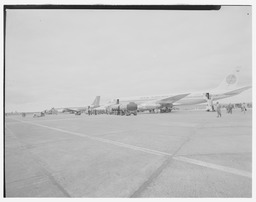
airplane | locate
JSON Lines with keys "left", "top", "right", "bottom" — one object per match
{"left": 94, "top": 93, "right": 190, "bottom": 115}
{"left": 33, "top": 112, "right": 45, "bottom": 118}
{"left": 63, "top": 96, "right": 100, "bottom": 115}
{"left": 173, "top": 68, "right": 251, "bottom": 111}
{"left": 94, "top": 67, "right": 251, "bottom": 115}
{"left": 44, "top": 107, "right": 58, "bottom": 115}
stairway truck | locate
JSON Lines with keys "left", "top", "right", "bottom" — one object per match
{"left": 203, "top": 93, "right": 215, "bottom": 112}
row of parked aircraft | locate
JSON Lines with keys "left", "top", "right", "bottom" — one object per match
{"left": 62, "top": 68, "right": 251, "bottom": 116}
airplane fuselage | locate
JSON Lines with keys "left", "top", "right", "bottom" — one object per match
{"left": 112, "top": 95, "right": 171, "bottom": 105}
{"left": 111, "top": 86, "right": 250, "bottom": 107}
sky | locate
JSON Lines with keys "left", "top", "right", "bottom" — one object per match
{"left": 5, "top": 6, "right": 252, "bottom": 112}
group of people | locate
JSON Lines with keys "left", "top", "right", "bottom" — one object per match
{"left": 215, "top": 102, "right": 247, "bottom": 118}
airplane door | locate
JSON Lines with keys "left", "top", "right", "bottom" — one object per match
{"left": 205, "top": 93, "right": 210, "bottom": 100}
{"left": 204, "top": 93, "right": 214, "bottom": 111}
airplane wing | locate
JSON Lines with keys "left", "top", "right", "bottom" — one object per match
{"left": 94, "top": 106, "right": 107, "bottom": 111}
{"left": 63, "top": 107, "right": 86, "bottom": 113}
{"left": 221, "top": 86, "right": 251, "bottom": 96}
{"left": 137, "top": 93, "right": 190, "bottom": 111}
{"left": 212, "top": 86, "right": 252, "bottom": 101}
{"left": 154, "top": 93, "right": 190, "bottom": 104}
{"left": 63, "top": 108, "right": 77, "bottom": 112}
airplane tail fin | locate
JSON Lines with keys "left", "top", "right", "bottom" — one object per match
{"left": 214, "top": 67, "right": 240, "bottom": 91}
{"left": 92, "top": 96, "right": 100, "bottom": 106}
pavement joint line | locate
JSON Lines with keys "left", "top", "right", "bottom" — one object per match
{"left": 131, "top": 134, "right": 192, "bottom": 197}
{"left": 12, "top": 118, "right": 170, "bottom": 156}
{"left": 8, "top": 118, "right": 252, "bottom": 179}
{"left": 157, "top": 123, "right": 197, "bottom": 127}
{"left": 130, "top": 156, "right": 173, "bottom": 198}
{"left": 173, "top": 156, "right": 252, "bottom": 179}
{"left": 5, "top": 126, "right": 72, "bottom": 197}
{"left": 180, "top": 152, "right": 252, "bottom": 157}
{"left": 5, "top": 117, "right": 86, "bottom": 123}
{"left": 6, "top": 173, "right": 50, "bottom": 185}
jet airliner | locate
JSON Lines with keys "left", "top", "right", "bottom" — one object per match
{"left": 94, "top": 68, "right": 251, "bottom": 115}
{"left": 63, "top": 96, "right": 100, "bottom": 115}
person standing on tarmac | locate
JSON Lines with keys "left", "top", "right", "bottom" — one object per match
{"left": 88, "top": 106, "right": 91, "bottom": 115}
{"left": 216, "top": 102, "right": 222, "bottom": 118}
{"left": 229, "top": 103, "right": 233, "bottom": 114}
{"left": 226, "top": 103, "right": 233, "bottom": 114}
{"left": 241, "top": 102, "right": 247, "bottom": 114}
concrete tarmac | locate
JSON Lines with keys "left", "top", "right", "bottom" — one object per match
{"left": 4, "top": 109, "right": 252, "bottom": 197}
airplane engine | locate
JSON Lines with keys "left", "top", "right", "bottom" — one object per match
{"left": 128, "top": 102, "right": 138, "bottom": 111}
{"left": 111, "top": 102, "right": 138, "bottom": 111}
{"left": 120, "top": 102, "right": 138, "bottom": 111}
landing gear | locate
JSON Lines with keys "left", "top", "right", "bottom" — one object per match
{"left": 75, "top": 112, "right": 81, "bottom": 115}
{"left": 160, "top": 108, "right": 172, "bottom": 113}
{"left": 125, "top": 111, "right": 137, "bottom": 116}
